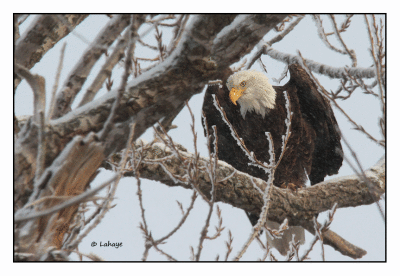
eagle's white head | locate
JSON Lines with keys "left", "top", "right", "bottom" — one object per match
{"left": 226, "top": 70, "right": 276, "bottom": 119}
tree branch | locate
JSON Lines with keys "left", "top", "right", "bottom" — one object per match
{"left": 14, "top": 15, "right": 88, "bottom": 89}
{"left": 16, "top": 14, "right": 288, "bottom": 197}
{"left": 262, "top": 45, "right": 376, "bottom": 79}
{"left": 104, "top": 140, "right": 385, "bottom": 259}
{"left": 52, "top": 15, "right": 139, "bottom": 119}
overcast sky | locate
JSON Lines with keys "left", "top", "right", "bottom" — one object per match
{"left": 15, "top": 14, "right": 386, "bottom": 262}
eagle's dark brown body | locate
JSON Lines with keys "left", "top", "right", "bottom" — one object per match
{"left": 202, "top": 64, "right": 343, "bottom": 223}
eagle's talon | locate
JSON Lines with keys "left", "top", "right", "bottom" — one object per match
{"left": 281, "top": 182, "right": 298, "bottom": 192}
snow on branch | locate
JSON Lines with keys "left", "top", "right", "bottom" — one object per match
{"left": 312, "top": 15, "right": 347, "bottom": 56}
{"left": 262, "top": 45, "right": 376, "bottom": 79}
{"left": 211, "top": 14, "right": 288, "bottom": 69}
{"left": 52, "top": 15, "right": 142, "bottom": 119}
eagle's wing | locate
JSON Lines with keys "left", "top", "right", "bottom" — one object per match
{"left": 286, "top": 64, "right": 343, "bottom": 185}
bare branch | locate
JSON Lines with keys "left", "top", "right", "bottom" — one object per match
{"left": 312, "top": 15, "right": 347, "bottom": 55}
{"left": 48, "top": 43, "right": 67, "bottom": 121}
{"left": 364, "top": 15, "right": 386, "bottom": 139}
{"left": 34, "top": 112, "right": 46, "bottom": 182}
{"left": 52, "top": 15, "right": 141, "bottom": 119}
{"left": 14, "top": 16, "right": 285, "bottom": 197}
{"left": 155, "top": 191, "right": 198, "bottom": 244}
{"left": 212, "top": 14, "right": 287, "bottom": 69}
{"left": 78, "top": 28, "right": 131, "bottom": 107}
{"left": 106, "top": 138, "right": 384, "bottom": 259}
{"left": 247, "top": 15, "right": 304, "bottom": 69}
{"left": 15, "top": 15, "right": 87, "bottom": 71}
{"left": 100, "top": 15, "right": 141, "bottom": 141}
{"left": 14, "top": 175, "right": 117, "bottom": 223}
{"left": 329, "top": 15, "right": 357, "bottom": 66}
{"left": 297, "top": 51, "right": 383, "bottom": 147}
{"left": 262, "top": 45, "right": 376, "bottom": 79}
{"left": 15, "top": 64, "right": 46, "bottom": 123}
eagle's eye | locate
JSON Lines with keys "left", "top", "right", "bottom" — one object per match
{"left": 240, "top": 81, "right": 246, "bottom": 87}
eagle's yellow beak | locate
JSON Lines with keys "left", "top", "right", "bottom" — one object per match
{"left": 229, "top": 87, "right": 245, "bottom": 105}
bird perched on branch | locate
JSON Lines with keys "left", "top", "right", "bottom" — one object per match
{"left": 202, "top": 64, "right": 343, "bottom": 255}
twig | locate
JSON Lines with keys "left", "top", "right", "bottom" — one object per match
{"left": 48, "top": 43, "right": 66, "bottom": 121}
{"left": 34, "top": 111, "right": 46, "bottom": 182}
{"left": 329, "top": 15, "right": 357, "bottom": 67}
{"left": 313, "top": 217, "right": 325, "bottom": 261}
{"left": 297, "top": 51, "right": 383, "bottom": 147}
{"left": 14, "top": 176, "right": 117, "bottom": 222}
{"left": 211, "top": 90, "right": 293, "bottom": 260}
{"left": 206, "top": 205, "right": 225, "bottom": 240}
{"left": 224, "top": 230, "right": 234, "bottom": 261}
{"left": 247, "top": 15, "right": 304, "bottom": 69}
{"left": 192, "top": 102, "right": 217, "bottom": 261}
{"left": 338, "top": 128, "right": 385, "bottom": 221}
{"left": 167, "top": 15, "right": 190, "bottom": 55}
{"left": 67, "top": 121, "right": 137, "bottom": 251}
{"left": 312, "top": 15, "right": 347, "bottom": 55}
{"left": 138, "top": 37, "right": 158, "bottom": 50}
{"left": 154, "top": 24, "right": 165, "bottom": 62}
{"left": 212, "top": 95, "right": 273, "bottom": 173}
{"left": 100, "top": 16, "right": 138, "bottom": 141}
{"left": 275, "top": 91, "right": 292, "bottom": 169}
{"left": 364, "top": 15, "right": 385, "bottom": 140}
{"left": 300, "top": 203, "right": 337, "bottom": 261}
{"left": 154, "top": 191, "right": 198, "bottom": 244}
{"left": 272, "top": 65, "right": 289, "bottom": 84}
{"left": 268, "top": 15, "right": 304, "bottom": 46}
{"left": 78, "top": 29, "right": 131, "bottom": 107}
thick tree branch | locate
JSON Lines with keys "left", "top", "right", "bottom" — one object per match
{"left": 104, "top": 140, "right": 384, "bottom": 259}
{"left": 14, "top": 15, "right": 385, "bottom": 261}
{"left": 15, "top": 133, "right": 105, "bottom": 259}
{"left": 15, "top": 64, "right": 46, "bottom": 123}
{"left": 14, "top": 14, "right": 88, "bottom": 89}
{"left": 52, "top": 15, "right": 140, "bottom": 119}
{"left": 15, "top": 15, "right": 288, "bottom": 201}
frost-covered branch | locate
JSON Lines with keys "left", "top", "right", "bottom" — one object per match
{"left": 262, "top": 45, "right": 376, "bottom": 79}
{"left": 364, "top": 15, "right": 386, "bottom": 140}
{"left": 212, "top": 14, "right": 287, "bottom": 69}
{"left": 231, "top": 90, "right": 292, "bottom": 261}
{"left": 247, "top": 15, "right": 304, "bottom": 69}
{"left": 212, "top": 94, "right": 273, "bottom": 173}
{"left": 106, "top": 139, "right": 384, "bottom": 259}
{"left": 312, "top": 15, "right": 347, "bottom": 55}
{"left": 329, "top": 15, "right": 357, "bottom": 67}
{"left": 296, "top": 51, "right": 384, "bottom": 148}
{"left": 15, "top": 15, "right": 289, "bottom": 209}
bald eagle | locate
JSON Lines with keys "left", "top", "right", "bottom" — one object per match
{"left": 201, "top": 64, "right": 343, "bottom": 255}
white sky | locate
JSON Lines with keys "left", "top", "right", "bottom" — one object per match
{"left": 13, "top": 13, "right": 388, "bottom": 265}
